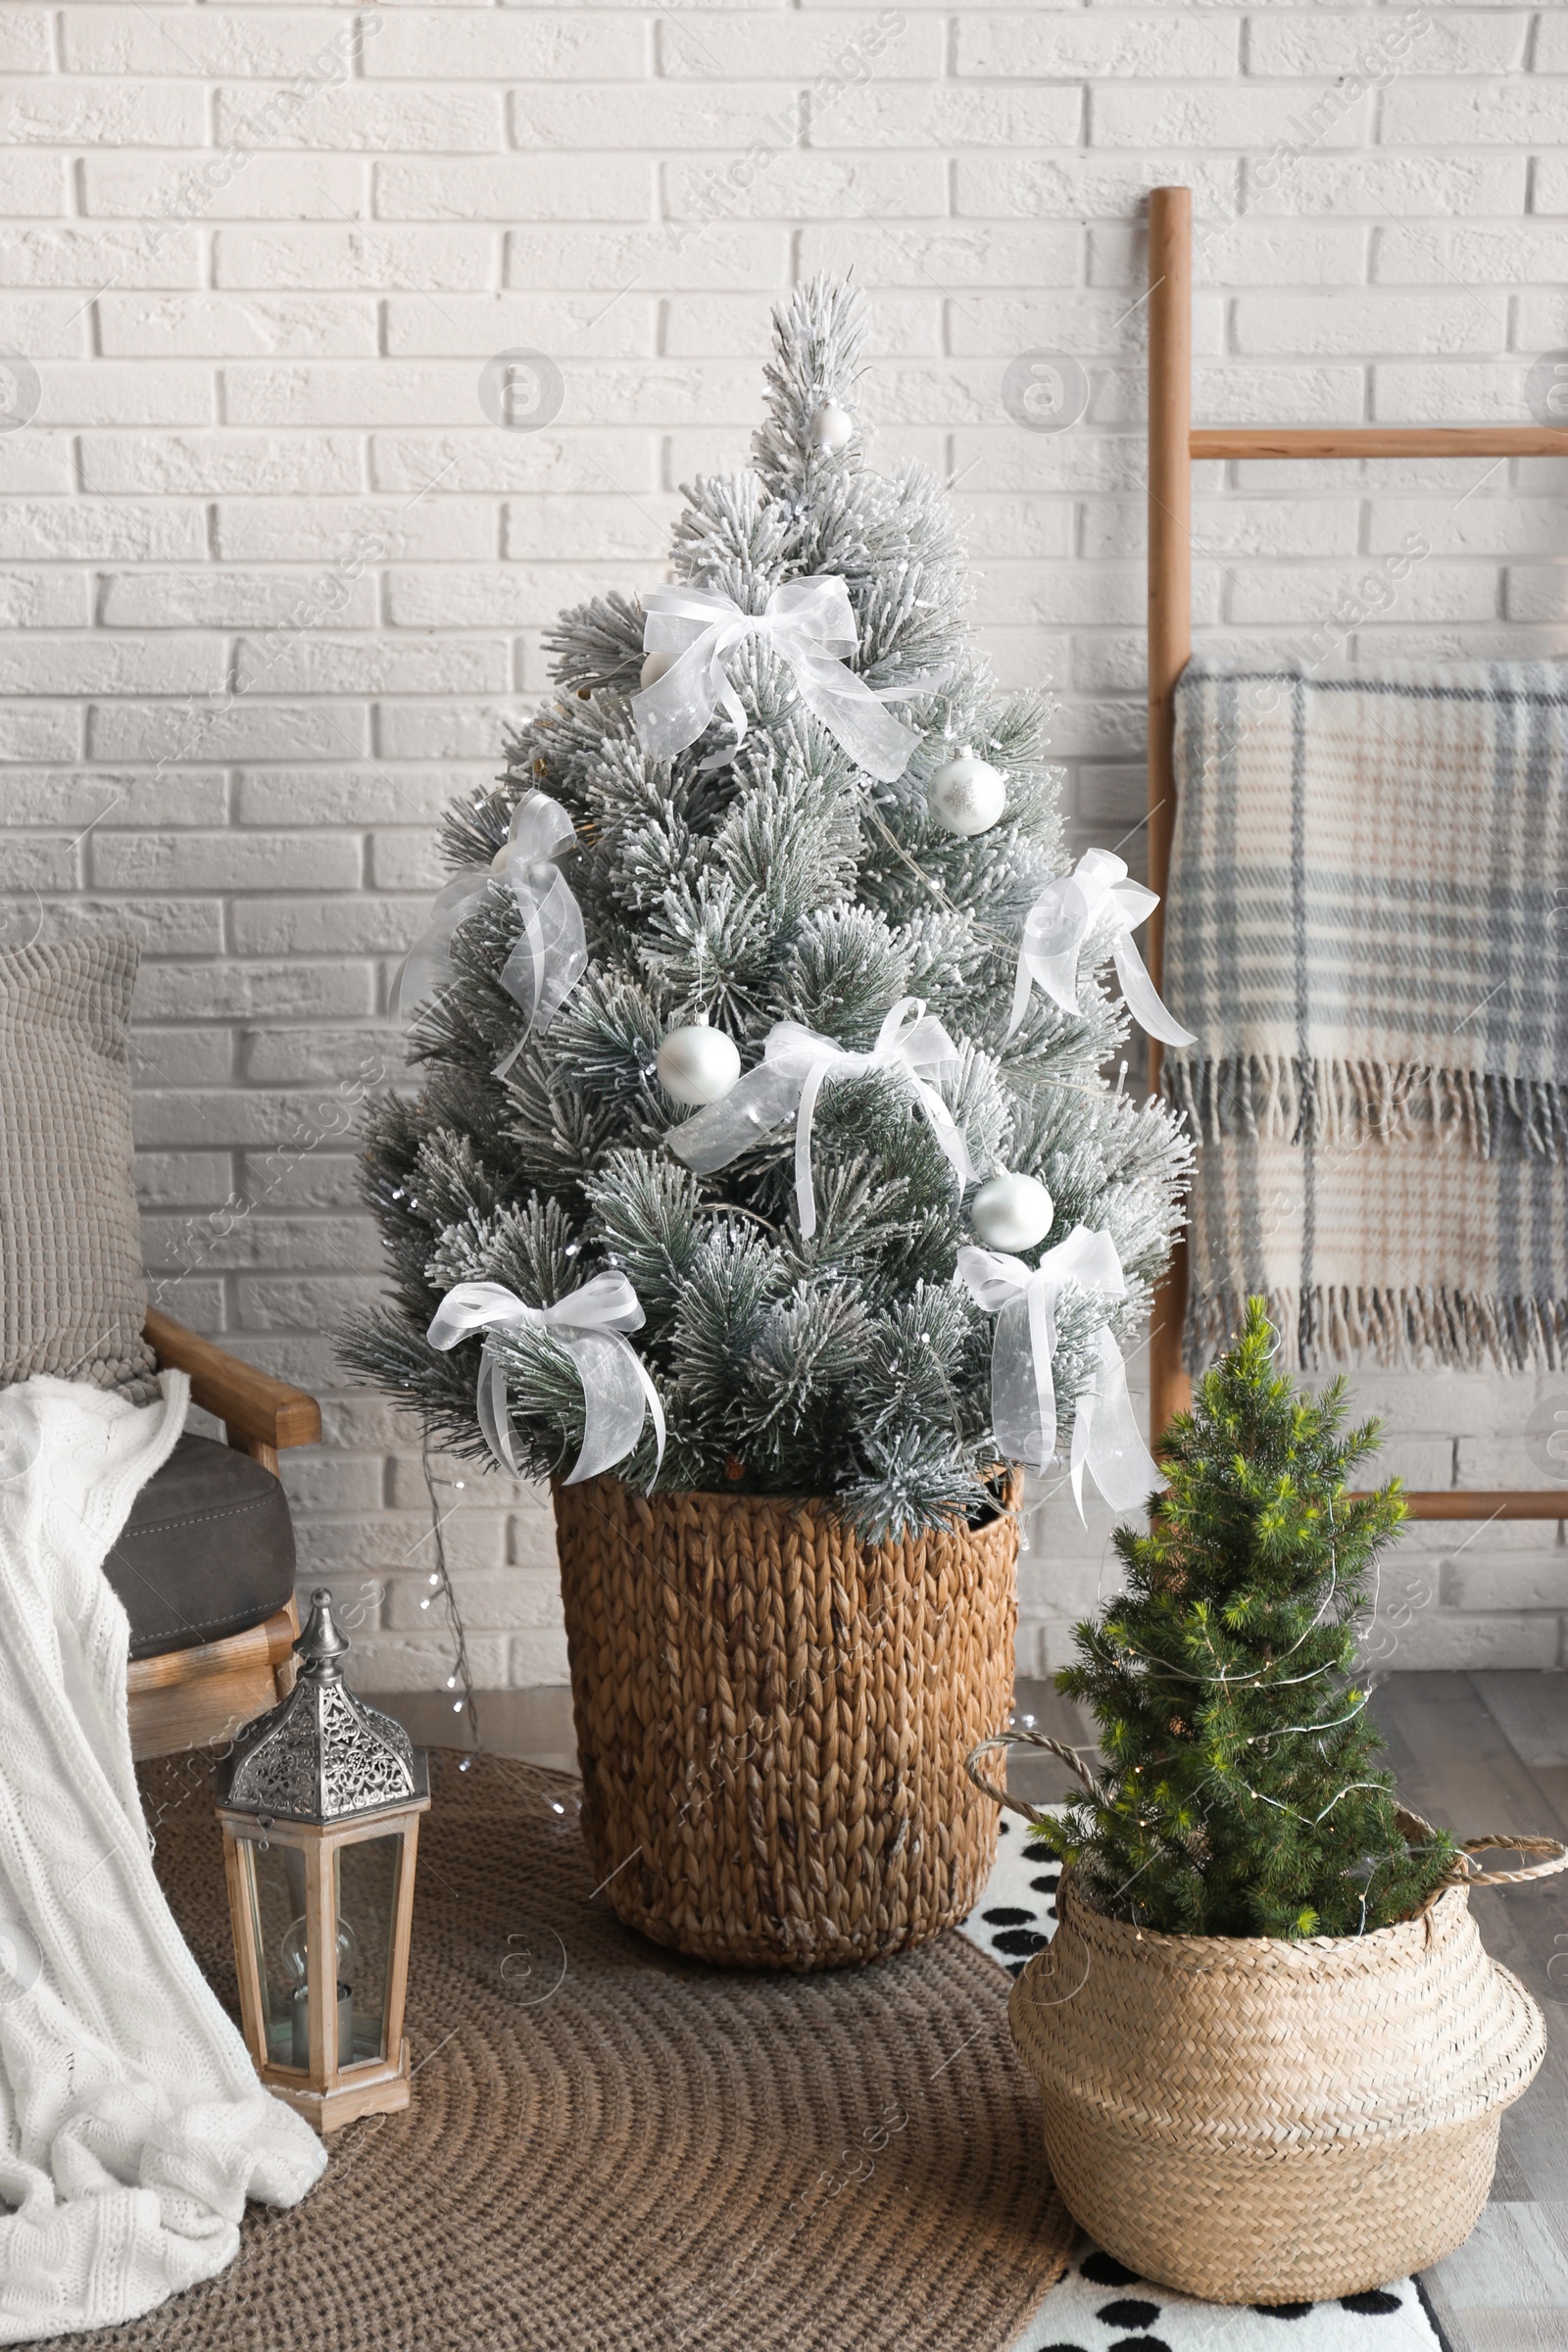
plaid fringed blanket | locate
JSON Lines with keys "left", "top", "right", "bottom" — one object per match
{"left": 1163, "top": 657, "right": 1568, "bottom": 1372}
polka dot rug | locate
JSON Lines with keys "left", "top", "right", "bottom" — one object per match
{"left": 957, "top": 1816, "right": 1446, "bottom": 2352}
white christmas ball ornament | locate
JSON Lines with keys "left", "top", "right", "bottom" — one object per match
{"left": 641, "top": 648, "right": 674, "bottom": 689}
{"left": 809, "top": 401, "right": 855, "bottom": 453}
{"left": 970, "top": 1172, "right": 1054, "bottom": 1253}
{"left": 658, "top": 1017, "right": 741, "bottom": 1107}
{"left": 928, "top": 746, "right": 1006, "bottom": 838}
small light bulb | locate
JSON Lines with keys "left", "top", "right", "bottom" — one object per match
{"left": 459, "top": 1755, "right": 472, "bottom": 1771}
{"left": 428, "top": 1573, "right": 440, "bottom": 1587}
{"left": 446, "top": 1676, "right": 458, "bottom": 1690}
{"left": 453, "top": 1699, "right": 465, "bottom": 1713}
{"left": 551, "top": 1801, "right": 565, "bottom": 1816}
{"left": 419, "top": 1597, "right": 431, "bottom": 1610}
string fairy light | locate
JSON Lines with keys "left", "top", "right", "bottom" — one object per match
{"left": 1244, "top": 1691, "right": 1376, "bottom": 1745}
{"left": 419, "top": 1433, "right": 482, "bottom": 1766}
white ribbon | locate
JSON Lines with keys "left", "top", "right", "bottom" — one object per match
{"left": 426, "top": 1275, "right": 665, "bottom": 1488}
{"left": 957, "top": 1224, "right": 1161, "bottom": 1519}
{"left": 668, "top": 996, "right": 978, "bottom": 1242}
{"left": 1005, "top": 847, "right": 1195, "bottom": 1048}
{"left": 632, "top": 576, "right": 942, "bottom": 784}
{"left": 394, "top": 792, "right": 588, "bottom": 1077}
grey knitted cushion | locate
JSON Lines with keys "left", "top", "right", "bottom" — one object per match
{"left": 0, "top": 931, "right": 157, "bottom": 1394}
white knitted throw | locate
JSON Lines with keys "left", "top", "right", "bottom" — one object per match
{"left": 0, "top": 1374, "right": 325, "bottom": 2344}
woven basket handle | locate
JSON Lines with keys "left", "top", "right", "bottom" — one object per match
{"left": 1447, "top": 1833, "right": 1568, "bottom": 1887}
{"left": 966, "top": 1728, "right": 1107, "bottom": 1829}
{"left": 1396, "top": 1805, "right": 1568, "bottom": 1889}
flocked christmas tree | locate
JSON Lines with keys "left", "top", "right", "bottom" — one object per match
{"left": 1052, "top": 1300, "right": 1457, "bottom": 1937}
{"left": 345, "top": 278, "right": 1189, "bottom": 1539}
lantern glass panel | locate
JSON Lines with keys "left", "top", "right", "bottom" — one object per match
{"left": 335, "top": 1833, "right": 403, "bottom": 2067}
{"left": 243, "top": 1836, "right": 309, "bottom": 2073}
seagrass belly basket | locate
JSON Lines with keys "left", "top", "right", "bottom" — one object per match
{"left": 973, "top": 1735, "right": 1562, "bottom": 2303}
{"left": 552, "top": 1475, "right": 1019, "bottom": 1969}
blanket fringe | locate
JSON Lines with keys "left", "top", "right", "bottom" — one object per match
{"left": 1186, "top": 1281, "right": 1568, "bottom": 1377}
{"left": 1168, "top": 1054, "right": 1568, "bottom": 1161}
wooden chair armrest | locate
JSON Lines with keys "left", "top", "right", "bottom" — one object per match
{"left": 143, "top": 1307, "right": 321, "bottom": 1454}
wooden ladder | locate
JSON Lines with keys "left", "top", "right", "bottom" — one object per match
{"left": 1144, "top": 183, "right": 1568, "bottom": 1521}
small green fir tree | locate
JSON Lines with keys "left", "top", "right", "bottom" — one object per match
{"left": 1052, "top": 1300, "right": 1456, "bottom": 1938}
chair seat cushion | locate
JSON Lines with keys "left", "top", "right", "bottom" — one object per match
{"left": 106, "top": 1434, "right": 296, "bottom": 1661}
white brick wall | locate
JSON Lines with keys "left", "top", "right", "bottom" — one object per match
{"left": 2, "top": 1, "right": 1566, "bottom": 1688}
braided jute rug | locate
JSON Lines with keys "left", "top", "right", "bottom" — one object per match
{"left": 51, "top": 1748, "right": 1073, "bottom": 2352}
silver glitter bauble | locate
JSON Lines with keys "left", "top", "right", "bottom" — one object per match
{"left": 928, "top": 747, "right": 1006, "bottom": 837}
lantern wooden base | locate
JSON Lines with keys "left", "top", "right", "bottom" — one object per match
{"left": 261, "top": 2038, "right": 413, "bottom": 2134}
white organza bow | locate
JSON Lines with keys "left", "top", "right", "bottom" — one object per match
{"left": 1005, "top": 847, "right": 1195, "bottom": 1048}
{"left": 668, "top": 996, "right": 978, "bottom": 1242}
{"left": 957, "top": 1224, "right": 1161, "bottom": 1519}
{"left": 632, "top": 576, "right": 937, "bottom": 784}
{"left": 394, "top": 792, "right": 588, "bottom": 1078}
{"left": 427, "top": 1275, "right": 665, "bottom": 1488}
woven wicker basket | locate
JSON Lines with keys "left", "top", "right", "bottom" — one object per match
{"left": 552, "top": 1475, "right": 1019, "bottom": 1969}
{"left": 969, "top": 1732, "right": 1563, "bottom": 2303}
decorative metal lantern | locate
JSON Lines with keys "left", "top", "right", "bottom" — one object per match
{"left": 216, "top": 1588, "right": 429, "bottom": 2133}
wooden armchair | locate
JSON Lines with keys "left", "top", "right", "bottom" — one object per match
{"left": 124, "top": 1309, "right": 321, "bottom": 1761}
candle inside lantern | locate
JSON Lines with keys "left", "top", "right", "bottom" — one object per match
{"left": 279, "top": 1910, "right": 360, "bottom": 2071}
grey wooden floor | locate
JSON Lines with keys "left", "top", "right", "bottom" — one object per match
{"left": 373, "top": 1671, "right": 1568, "bottom": 2352}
